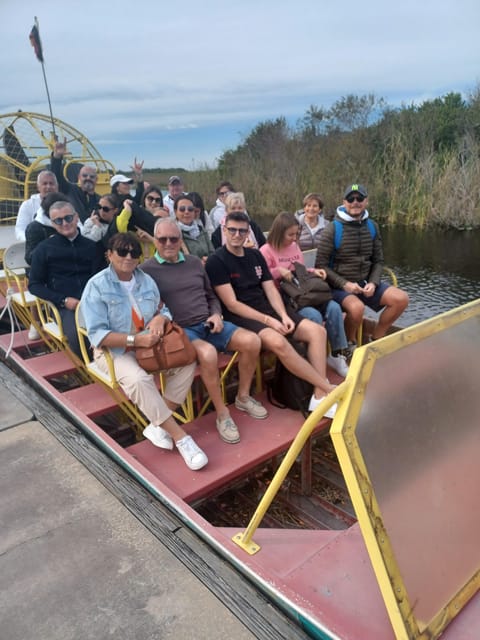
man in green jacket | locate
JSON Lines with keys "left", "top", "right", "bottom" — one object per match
{"left": 316, "top": 183, "right": 409, "bottom": 343}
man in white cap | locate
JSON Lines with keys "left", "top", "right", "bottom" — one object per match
{"left": 163, "top": 175, "right": 185, "bottom": 217}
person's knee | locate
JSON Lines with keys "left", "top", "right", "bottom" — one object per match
{"left": 231, "top": 329, "right": 261, "bottom": 356}
{"left": 299, "top": 306, "right": 323, "bottom": 324}
{"left": 263, "top": 331, "right": 288, "bottom": 357}
{"left": 297, "top": 318, "right": 326, "bottom": 342}
{"left": 195, "top": 340, "right": 217, "bottom": 366}
{"left": 343, "top": 298, "right": 364, "bottom": 322}
{"left": 382, "top": 287, "right": 409, "bottom": 311}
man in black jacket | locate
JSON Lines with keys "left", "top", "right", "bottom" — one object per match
{"left": 28, "top": 200, "right": 105, "bottom": 356}
{"left": 51, "top": 138, "right": 100, "bottom": 222}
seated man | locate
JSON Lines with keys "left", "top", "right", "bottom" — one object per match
{"left": 316, "top": 183, "right": 409, "bottom": 343}
{"left": 28, "top": 201, "right": 105, "bottom": 356}
{"left": 205, "top": 212, "right": 336, "bottom": 417}
{"left": 142, "top": 218, "right": 268, "bottom": 444}
{"left": 15, "top": 170, "right": 58, "bottom": 241}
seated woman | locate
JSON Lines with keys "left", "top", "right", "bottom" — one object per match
{"left": 134, "top": 186, "right": 172, "bottom": 256}
{"left": 174, "top": 194, "right": 215, "bottom": 264}
{"left": 211, "top": 192, "right": 265, "bottom": 249}
{"left": 260, "top": 212, "right": 349, "bottom": 377}
{"left": 142, "top": 186, "right": 169, "bottom": 218}
{"left": 295, "top": 192, "right": 327, "bottom": 251}
{"left": 81, "top": 232, "right": 208, "bottom": 471}
{"left": 81, "top": 193, "right": 119, "bottom": 243}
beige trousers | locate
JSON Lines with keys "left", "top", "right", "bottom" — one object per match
{"left": 94, "top": 349, "right": 195, "bottom": 426}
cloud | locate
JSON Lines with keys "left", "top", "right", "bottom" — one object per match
{"left": 1, "top": 0, "right": 479, "bottom": 168}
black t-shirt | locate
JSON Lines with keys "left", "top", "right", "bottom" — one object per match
{"left": 205, "top": 246, "right": 273, "bottom": 312}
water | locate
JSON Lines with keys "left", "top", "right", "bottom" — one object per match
{"left": 257, "top": 218, "right": 480, "bottom": 327}
{"left": 379, "top": 226, "right": 480, "bottom": 326}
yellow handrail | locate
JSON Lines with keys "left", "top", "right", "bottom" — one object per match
{"left": 232, "top": 381, "right": 349, "bottom": 554}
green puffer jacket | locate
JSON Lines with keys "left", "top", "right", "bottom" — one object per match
{"left": 315, "top": 210, "right": 384, "bottom": 289}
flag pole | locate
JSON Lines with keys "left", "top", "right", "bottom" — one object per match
{"left": 30, "top": 16, "right": 56, "bottom": 139}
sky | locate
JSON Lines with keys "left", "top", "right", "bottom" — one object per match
{"left": 1, "top": 0, "right": 479, "bottom": 171}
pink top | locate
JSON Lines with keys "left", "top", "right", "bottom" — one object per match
{"left": 260, "top": 241, "right": 306, "bottom": 284}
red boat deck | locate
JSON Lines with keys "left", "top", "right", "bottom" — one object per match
{"left": 1, "top": 328, "right": 479, "bottom": 640}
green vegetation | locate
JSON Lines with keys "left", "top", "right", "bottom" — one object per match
{"left": 142, "top": 88, "right": 480, "bottom": 229}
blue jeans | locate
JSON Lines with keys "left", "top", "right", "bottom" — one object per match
{"left": 298, "top": 301, "right": 348, "bottom": 353}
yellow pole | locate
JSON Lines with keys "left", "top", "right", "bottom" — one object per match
{"left": 232, "top": 382, "right": 348, "bottom": 554}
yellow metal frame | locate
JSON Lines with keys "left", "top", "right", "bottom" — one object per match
{"left": 196, "top": 351, "right": 239, "bottom": 418}
{"left": 0, "top": 111, "right": 115, "bottom": 211}
{"left": 233, "top": 299, "right": 480, "bottom": 640}
{"left": 75, "top": 302, "right": 194, "bottom": 435}
{"left": 329, "top": 299, "right": 480, "bottom": 640}
{"left": 2, "top": 242, "right": 57, "bottom": 349}
{"left": 75, "top": 302, "right": 149, "bottom": 439}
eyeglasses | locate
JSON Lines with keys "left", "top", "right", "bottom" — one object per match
{"left": 218, "top": 191, "right": 230, "bottom": 197}
{"left": 177, "top": 205, "right": 194, "bottom": 213}
{"left": 146, "top": 196, "right": 162, "bottom": 204}
{"left": 346, "top": 195, "right": 365, "bottom": 203}
{"left": 155, "top": 236, "right": 181, "bottom": 245}
{"left": 80, "top": 173, "right": 97, "bottom": 180}
{"left": 98, "top": 205, "right": 114, "bottom": 213}
{"left": 52, "top": 214, "right": 75, "bottom": 225}
{"left": 115, "top": 247, "right": 142, "bottom": 258}
{"left": 225, "top": 227, "right": 249, "bottom": 236}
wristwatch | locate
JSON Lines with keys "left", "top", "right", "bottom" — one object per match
{"left": 126, "top": 334, "right": 136, "bottom": 348}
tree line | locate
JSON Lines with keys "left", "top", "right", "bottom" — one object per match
{"left": 147, "top": 87, "right": 480, "bottom": 229}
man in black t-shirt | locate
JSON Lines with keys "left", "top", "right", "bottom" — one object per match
{"left": 205, "top": 212, "right": 337, "bottom": 417}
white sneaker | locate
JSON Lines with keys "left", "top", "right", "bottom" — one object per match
{"left": 327, "top": 353, "right": 349, "bottom": 377}
{"left": 308, "top": 395, "right": 337, "bottom": 419}
{"left": 28, "top": 324, "right": 40, "bottom": 340}
{"left": 176, "top": 435, "right": 208, "bottom": 470}
{"left": 143, "top": 424, "right": 174, "bottom": 450}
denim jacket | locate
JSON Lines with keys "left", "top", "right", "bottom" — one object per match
{"left": 81, "top": 264, "right": 171, "bottom": 355}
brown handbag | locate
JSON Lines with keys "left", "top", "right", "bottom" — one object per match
{"left": 135, "top": 321, "right": 197, "bottom": 372}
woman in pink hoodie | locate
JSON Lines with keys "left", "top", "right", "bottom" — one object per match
{"left": 260, "top": 212, "right": 349, "bottom": 378}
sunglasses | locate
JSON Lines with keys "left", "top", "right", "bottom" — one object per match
{"left": 80, "top": 173, "right": 97, "bottom": 180}
{"left": 146, "top": 196, "right": 162, "bottom": 204}
{"left": 98, "top": 205, "right": 115, "bottom": 213}
{"left": 346, "top": 195, "right": 365, "bottom": 203}
{"left": 225, "top": 227, "right": 249, "bottom": 236}
{"left": 155, "top": 236, "right": 181, "bottom": 245}
{"left": 52, "top": 214, "right": 75, "bottom": 225}
{"left": 115, "top": 247, "right": 142, "bottom": 258}
{"left": 218, "top": 191, "right": 230, "bottom": 197}
{"left": 177, "top": 205, "right": 194, "bottom": 213}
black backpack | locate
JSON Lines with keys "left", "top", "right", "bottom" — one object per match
{"left": 267, "top": 339, "right": 313, "bottom": 418}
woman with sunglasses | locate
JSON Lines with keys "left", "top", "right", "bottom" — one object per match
{"left": 174, "top": 194, "right": 214, "bottom": 264}
{"left": 142, "top": 186, "right": 169, "bottom": 217}
{"left": 82, "top": 194, "right": 120, "bottom": 242}
{"left": 295, "top": 193, "right": 327, "bottom": 251}
{"left": 315, "top": 183, "right": 409, "bottom": 343}
{"left": 81, "top": 232, "right": 208, "bottom": 471}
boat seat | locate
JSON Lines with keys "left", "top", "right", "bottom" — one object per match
{"left": 2, "top": 242, "right": 57, "bottom": 350}
{"left": 75, "top": 301, "right": 194, "bottom": 438}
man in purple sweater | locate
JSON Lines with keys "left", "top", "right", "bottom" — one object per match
{"left": 142, "top": 218, "right": 268, "bottom": 444}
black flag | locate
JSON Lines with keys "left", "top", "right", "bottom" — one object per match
{"left": 29, "top": 19, "right": 44, "bottom": 63}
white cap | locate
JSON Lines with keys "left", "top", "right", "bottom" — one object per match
{"left": 109, "top": 174, "right": 133, "bottom": 187}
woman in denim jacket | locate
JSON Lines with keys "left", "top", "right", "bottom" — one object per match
{"left": 81, "top": 232, "right": 207, "bottom": 471}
